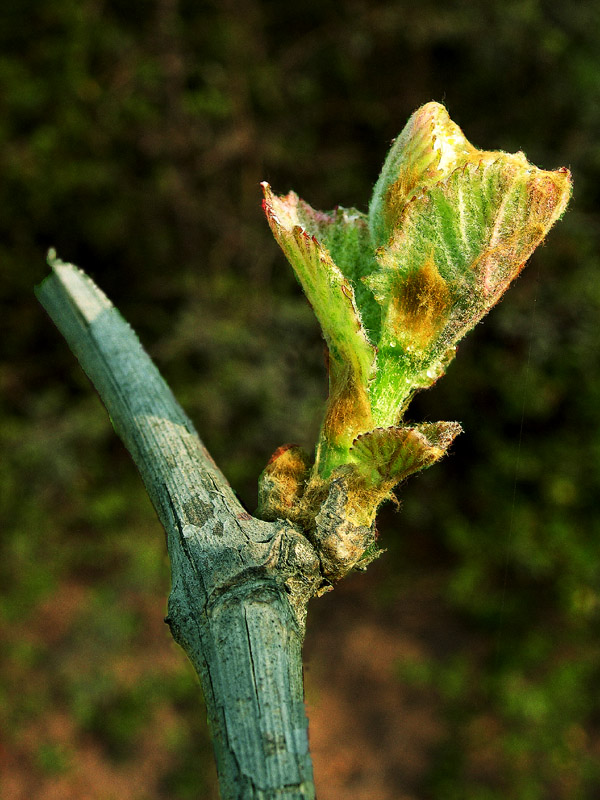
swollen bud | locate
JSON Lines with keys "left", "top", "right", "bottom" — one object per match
{"left": 257, "top": 444, "right": 310, "bottom": 523}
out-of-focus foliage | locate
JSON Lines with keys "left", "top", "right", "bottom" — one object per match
{"left": 1, "top": 0, "right": 600, "bottom": 798}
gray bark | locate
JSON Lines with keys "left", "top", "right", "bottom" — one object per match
{"left": 36, "top": 256, "right": 321, "bottom": 799}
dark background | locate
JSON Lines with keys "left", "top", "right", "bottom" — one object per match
{"left": 2, "top": 1, "right": 600, "bottom": 798}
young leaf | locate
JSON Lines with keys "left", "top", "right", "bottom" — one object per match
{"left": 369, "top": 102, "right": 476, "bottom": 249}
{"left": 261, "top": 182, "right": 375, "bottom": 382}
{"left": 350, "top": 421, "right": 462, "bottom": 487}
{"left": 367, "top": 152, "right": 572, "bottom": 424}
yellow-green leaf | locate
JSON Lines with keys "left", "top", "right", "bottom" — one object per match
{"left": 369, "top": 102, "right": 475, "bottom": 248}
{"left": 262, "top": 182, "right": 375, "bottom": 382}
{"left": 350, "top": 421, "right": 462, "bottom": 487}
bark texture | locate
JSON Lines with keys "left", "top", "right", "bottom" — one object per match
{"left": 36, "top": 257, "right": 320, "bottom": 799}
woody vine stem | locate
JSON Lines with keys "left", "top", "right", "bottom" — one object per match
{"left": 37, "top": 103, "right": 570, "bottom": 799}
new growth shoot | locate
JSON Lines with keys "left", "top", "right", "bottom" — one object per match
{"left": 258, "top": 102, "right": 571, "bottom": 580}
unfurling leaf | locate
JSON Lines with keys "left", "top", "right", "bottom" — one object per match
{"left": 351, "top": 421, "right": 463, "bottom": 487}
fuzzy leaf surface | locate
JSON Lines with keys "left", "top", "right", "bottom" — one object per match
{"left": 367, "top": 153, "right": 572, "bottom": 423}
{"left": 369, "top": 102, "right": 475, "bottom": 249}
{"left": 262, "top": 182, "right": 375, "bottom": 383}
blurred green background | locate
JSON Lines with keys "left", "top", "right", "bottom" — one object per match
{"left": 2, "top": 1, "right": 600, "bottom": 798}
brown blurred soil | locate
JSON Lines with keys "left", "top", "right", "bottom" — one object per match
{"left": 304, "top": 564, "right": 451, "bottom": 800}
{"left": 1, "top": 564, "right": 458, "bottom": 799}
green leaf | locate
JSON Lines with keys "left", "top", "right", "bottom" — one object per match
{"left": 366, "top": 152, "right": 572, "bottom": 424}
{"left": 350, "top": 421, "right": 462, "bottom": 487}
{"left": 369, "top": 102, "right": 475, "bottom": 249}
{"left": 291, "top": 197, "right": 380, "bottom": 342}
{"left": 262, "top": 182, "right": 375, "bottom": 382}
